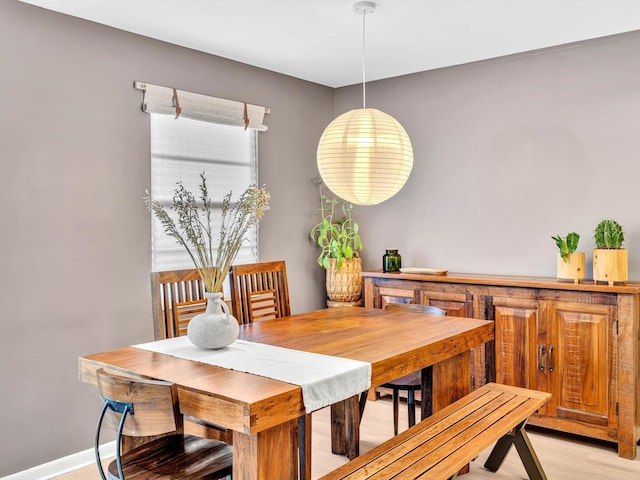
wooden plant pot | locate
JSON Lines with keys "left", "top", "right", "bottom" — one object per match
{"left": 556, "top": 252, "right": 585, "bottom": 284}
{"left": 326, "top": 257, "right": 362, "bottom": 303}
{"left": 593, "top": 248, "right": 628, "bottom": 286}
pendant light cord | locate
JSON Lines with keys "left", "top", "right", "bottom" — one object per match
{"left": 361, "top": 9, "right": 367, "bottom": 109}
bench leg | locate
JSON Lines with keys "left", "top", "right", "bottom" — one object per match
{"left": 483, "top": 429, "right": 517, "bottom": 471}
{"left": 484, "top": 420, "right": 547, "bottom": 480}
{"left": 514, "top": 428, "right": 547, "bottom": 480}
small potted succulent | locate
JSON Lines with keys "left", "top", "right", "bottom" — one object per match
{"left": 593, "top": 219, "right": 628, "bottom": 285}
{"left": 552, "top": 232, "right": 584, "bottom": 283}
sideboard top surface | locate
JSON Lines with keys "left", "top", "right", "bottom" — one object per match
{"left": 361, "top": 270, "right": 640, "bottom": 294}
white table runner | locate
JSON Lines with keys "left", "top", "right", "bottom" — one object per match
{"left": 134, "top": 336, "right": 371, "bottom": 413}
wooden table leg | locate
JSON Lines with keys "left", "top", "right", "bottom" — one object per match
{"left": 428, "top": 350, "right": 472, "bottom": 475}
{"left": 330, "top": 395, "right": 360, "bottom": 459}
{"left": 233, "top": 420, "right": 297, "bottom": 480}
{"left": 298, "top": 414, "right": 312, "bottom": 480}
{"left": 420, "top": 365, "right": 433, "bottom": 420}
{"left": 431, "top": 350, "right": 471, "bottom": 411}
{"left": 420, "top": 352, "right": 471, "bottom": 421}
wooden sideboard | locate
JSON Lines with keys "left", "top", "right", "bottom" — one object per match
{"left": 361, "top": 270, "right": 640, "bottom": 459}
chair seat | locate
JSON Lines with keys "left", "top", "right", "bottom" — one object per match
{"left": 107, "top": 434, "right": 232, "bottom": 479}
{"left": 381, "top": 370, "right": 421, "bottom": 389}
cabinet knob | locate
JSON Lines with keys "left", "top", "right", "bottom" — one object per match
{"left": 548, "top": 345, "right": 554, "bottom": 373}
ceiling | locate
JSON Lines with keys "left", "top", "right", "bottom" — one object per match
{"left": 19, "top": 0, "right": 640, "bottom": 88}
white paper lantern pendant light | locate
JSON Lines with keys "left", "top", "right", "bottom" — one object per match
{"left": 317, "top": 1, "right": 413, "bottom": 206}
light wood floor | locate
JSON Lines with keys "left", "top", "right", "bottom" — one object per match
{"left": 55, "top": 396, "right": 640, "bottom": 479}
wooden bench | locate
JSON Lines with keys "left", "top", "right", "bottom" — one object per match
{"left": 319, "top": 383, "right": 551, "bottom": 480}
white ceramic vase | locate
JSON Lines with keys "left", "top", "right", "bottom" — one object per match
{"left": 187, "top": 292, "right": 239, "bottom": 349}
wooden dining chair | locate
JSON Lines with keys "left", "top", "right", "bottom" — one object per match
{"left": 150, "top": 268, "right": 231, "bottom": 445}
{"left": 228, "top": 260, "right": 290, "bottom": 324}
{"left": 94, "top": 368, "right": 232, "bottom": 480}
{"left": 379, "top": 303, "right": 446, "bottom": 435}
{"left": 228, "top": 260, "right": 311, "bottom": 477}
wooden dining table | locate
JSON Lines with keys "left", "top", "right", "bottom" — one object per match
{"left": 79, "top": 307, "right": 494, "bottom": 480}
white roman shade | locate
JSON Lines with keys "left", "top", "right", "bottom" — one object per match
{"left": 137, "top": 81, "right": 268, "bottom": 131}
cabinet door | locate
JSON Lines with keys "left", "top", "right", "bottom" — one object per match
{"left": 493, "top": 296, "right": 547, "bottom": 398}
{"left": 548, "top": 301, "right": 617, "bottom": 428}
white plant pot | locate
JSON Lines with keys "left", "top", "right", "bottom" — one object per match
{"left": 187, "top": 292, "right": 239, "bottom": 349}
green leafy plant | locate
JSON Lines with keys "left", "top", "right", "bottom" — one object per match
{"left": 594, "top": 219, "right": 625, "bottom": 249}
{"left": 551, "top": 232, "right": 580, "bottom": 263}
{"left": 145, "top": 173, "right": 270, "bottom": 293}
{"left": 310, "top": 182, "right": 363, "bottom": 270}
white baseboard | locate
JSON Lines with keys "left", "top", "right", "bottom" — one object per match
{"left": 0, "top": 442, "right": 115, "bottom": 480}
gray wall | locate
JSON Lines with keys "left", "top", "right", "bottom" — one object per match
{"left": 336, "top": 32, "right": 640, "bottom": 277}
{"left": 0, "top": 0, "right": 330, "bottom": 475}
{"left": 2, "top": 0, "right": 640, "bottom": 475}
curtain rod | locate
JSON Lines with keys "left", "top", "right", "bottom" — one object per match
{"left": 133, "top": 81, "right": 270, "bottom": 115}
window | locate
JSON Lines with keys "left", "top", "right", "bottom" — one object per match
{"left": 150, "top": 114, "right": 259, "bottom": 278}
{"left": 137, "top": 82, "right": 269, "bottom": 290}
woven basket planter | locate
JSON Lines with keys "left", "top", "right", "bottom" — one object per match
{"left": 326, "top": 257, "right": 362, "bottom": 303}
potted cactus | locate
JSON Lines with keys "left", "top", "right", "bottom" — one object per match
{"left": 552, "top": 232, "right": 584, "bottom": 283}
{"left": 593, "top": 219, "right": 627, "bottom": 285}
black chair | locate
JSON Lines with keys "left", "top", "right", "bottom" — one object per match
{"left": 381, "top": 303, "right": 447, "bottom": 435}
{"left": 94, "top": 368, "right": 233, "bottom": 480}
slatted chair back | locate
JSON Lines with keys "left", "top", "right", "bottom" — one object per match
{"left": 150, "top": 268, "right": 206, "bottom": 340}
{"left": 173, "top": 299, "right": 207, "bottom": 337}
{"left": 229, "top": 260, "right": 290, "bottom": 324}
